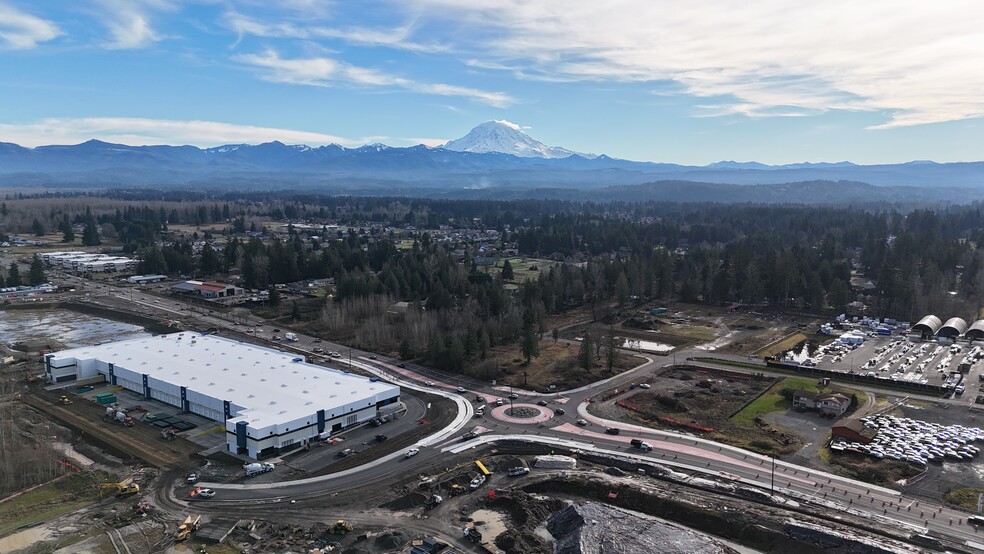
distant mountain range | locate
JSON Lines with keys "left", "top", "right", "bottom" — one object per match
{"left": 0, "top": 121, "right": 983, "bottom": 197}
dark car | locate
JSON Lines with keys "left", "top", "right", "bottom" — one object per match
{"left": 375, "top": 434, "right": 388, "bottom": 442}
{"left": 273, "top": 328, "right": 281, "bottom": 333}
{"left": 508, "top": 393, "right": 519, "bottom": 400}
{"left": 537, "top": 400, "right": 548, "bottom": 406}
{"left": 605, "top": 427, "right": 620, "bottom": 435}
{"left": 555, "top": 408, "right": 566, "bottom": 415}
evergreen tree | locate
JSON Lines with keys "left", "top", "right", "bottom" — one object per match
{"left": 31, "top": 218, "right": 45, "bottom": 237}
{"left": 501, "top": 259, "right": 514, "bottom": 280}
{"left": 291, "top": 301, "right": 301, "bottom": 321}
{"left": 199, "top": 244, "right": 219, "bottom": 275}
{"left": 7, "top": 262, "right": 21, "bottom": 287}
{"left": 59, "top": 215, "right": 75, "bottom": 243}
{"left": 578, "top": 331, "right": 594, "bottom": 372}
{"left": 82, "top": 218, "right": 101, "bottom": 246}
{"left": 521, "top": 309, "right": 539, "bottom": 364}
{"left": 399, "top": 337, "right": 415, "bottom": 360}
{"left": 28, "top": 256, "right": 45, "bottom": 285}
{"left": 268, "top": 286, "right": 280, "bottom": 306}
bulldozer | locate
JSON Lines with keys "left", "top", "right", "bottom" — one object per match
{"left": 449, "top": 483, "right": 466, "bottom": 496}
{"left": 59, "top": 395, "right": 72, "bottom": 405}
{"left": 100, "top": 477, "right": 140, "bottom": 498}
{"left": 175, "top": 515, "right": 201, "bottom": 541}
{"left": 330, "top": 520, "right": 353, "bottom": 534}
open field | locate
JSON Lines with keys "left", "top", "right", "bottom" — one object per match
{"left": 0, "top": 471, "right": 108, "bottom": 537}
{"left": 484, "top": 257, "right": 560, "bottom": 282}
{"left": 754, "top": 332, "right": 809, "bottom": 358}
{"left": 492, "top": 340, "right": 640, "bottom": 392}
{"left": 731, "top": 376, "right": 823, "bottom": 425}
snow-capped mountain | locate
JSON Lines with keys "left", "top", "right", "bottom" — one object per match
{"left": 443, "top": 120, "right": 576, "bottom": 159}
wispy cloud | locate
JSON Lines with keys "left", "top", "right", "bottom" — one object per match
{"left": 397, "top": 0, "right": 984, "bottom": 127}
{"left": 224, "top": 11, "right": 446, "bottom": 53}
{"left": 0, "top": 3, "right": 61, "bottom": 49}
{"left": 94, "top": 0, "right": 173, "bottom": 50}
{"left": 235, "top": 49, "right": 514, "bottom": 107}
{"left": 0, "top": 117, "right": 362, "bottom": 147}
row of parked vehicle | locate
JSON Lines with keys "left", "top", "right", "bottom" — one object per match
{"left": 830, "top": 415, "right": 984, "bottom": 467}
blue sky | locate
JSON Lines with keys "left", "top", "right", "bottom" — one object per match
{"left": 1, "top": 0, "right": 982, "bottom": 165}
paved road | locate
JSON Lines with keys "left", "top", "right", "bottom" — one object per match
{"left": 48, "top": 273, "right": 984, "bottom": 550}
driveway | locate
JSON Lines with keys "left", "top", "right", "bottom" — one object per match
{"left": 762, "top": 409, "right": 833, "bottom": 467}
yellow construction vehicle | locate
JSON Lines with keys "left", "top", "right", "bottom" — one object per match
{"left": 59, "top": 395, "right": 72, "bottom": 405}
{"left": 100, "top": 477, "right": 140, "bottom": 497}
{"left": 175, "top": 515, "right": 201, "bottom": 541}
{"left": 330, "top": 520, "right": 353, "bottom": 534}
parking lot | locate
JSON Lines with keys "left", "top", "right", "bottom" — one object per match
{"left": 782, "top": 331, "right": 984, "bottom": 402}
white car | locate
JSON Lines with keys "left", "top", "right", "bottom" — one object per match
{"left": 456, "top": 386, "right": 466, "bottom": 393}
{"left": 425, "top": 381, "right": 435, "bottom": 386}
{"left": 639, "top": 383, "right": 652, "bottom": 389}
{"left": 195, "top": 488, "right": 215, "bottom": 498}
{"left": 405, "top": 448, "right": 420, "bottom": 458}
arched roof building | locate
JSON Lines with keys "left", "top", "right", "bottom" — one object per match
{"left": 912, "top": 315, "right": 942, "bottom": 337}
{"left": 938, "top": 317, "right": 968, "bottom": 338}
{"left": 966, "top": 320, "right": 984, "bottom": 341}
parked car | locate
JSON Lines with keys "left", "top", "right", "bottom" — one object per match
{"left": 186, "top": 473, "right": 199, "bottom": 484}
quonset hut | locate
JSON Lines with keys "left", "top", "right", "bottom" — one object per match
{"left": 45, "top": 333, "right": 400, "bottom": 459}
{"left": 938, "top": 317, "right": 969, "bottom": 339}
{"left": 967, "top": 320, "right": 984, "bottom": 341}
{"left": 912, "top": 315, "right": 943, "bottom": 338}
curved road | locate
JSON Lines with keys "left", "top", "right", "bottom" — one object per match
{"left": 50, "top": 274, "right": 984, "bottom": 550}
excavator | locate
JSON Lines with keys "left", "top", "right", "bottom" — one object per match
{"left": 330, "top": 520, "right": 353, "bottom": 534}
{"left": 99, "top": 477, "right": 140, "bottom": 498}
{"left": 175, "top": 515, "right": 201, "bottom": 541}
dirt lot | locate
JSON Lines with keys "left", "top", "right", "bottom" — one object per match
{"left": 21, "top": 388, "right": 203, "bottom": 470}
{"left": 492, "top": 340, "right": 642, "bottom": 392}
{"left": 594, "top": 366, "right": 808, "bottom": 454}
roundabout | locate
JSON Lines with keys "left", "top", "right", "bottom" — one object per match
{"left": 490, "top": 403, "right": 554, "bottom": 424}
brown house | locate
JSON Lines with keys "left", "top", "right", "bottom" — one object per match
{"left": 831, "top": 419, "right": 877, "bottom": 444}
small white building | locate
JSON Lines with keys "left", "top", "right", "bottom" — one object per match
{"left": 126, "top": 274, "right": 167, "bottom": 284}
{"left": 45, "top": 334, "right": 400, "bottom": 459}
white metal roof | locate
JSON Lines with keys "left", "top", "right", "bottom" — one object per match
{"left": 49, "top": 333, "right": 398, "bottom": 429}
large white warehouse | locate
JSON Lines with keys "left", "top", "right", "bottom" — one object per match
{"left": 45, "top": 333, "right": 400, "bottom": 459}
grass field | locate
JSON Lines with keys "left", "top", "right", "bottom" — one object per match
{"left": 0, "top": 471, "right": 108, "bottom": 537}
{"left": 754, "top": 332, "right": 808, "bottom": 358}
{"left": 486, "top": 257, "right": 559, "bottom": 283}
{"left": 732, "top": 376, "right": 822, "bottom": 425}
{"left": 945, "top": 487, "right": 984, "bottom": 510}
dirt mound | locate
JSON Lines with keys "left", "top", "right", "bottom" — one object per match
{"left": 548, "top": 502, "right": 739, "bottom": 554}
{"left": 382, "top": 491, "right": 428, "bottom": 510}
{"left": 373, "top": 529, "right": 410, "bottom": 550}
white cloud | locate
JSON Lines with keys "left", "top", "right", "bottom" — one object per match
{"left": 95, "top": 0, "right": 173, "bottom": 50}
{"left": 0, "top": 3, "right": 61, "bottom": 49}
{"left": 224, "top": 11, "right": 446, "bottom": 53}
{"left": 235, "top": 49, "right": 514, "bottom": 107}
{"left": 397, "top": 0, "right": 984, "bottom": 127}
{"left": 0, "top": 117, "right": 362, "bottom": 147}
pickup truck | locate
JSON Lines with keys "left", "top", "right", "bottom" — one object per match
{"left": 630, "top": 438, "right": 653, "bottom": 451}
